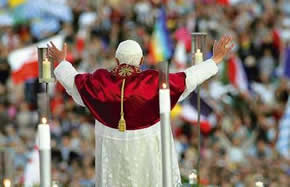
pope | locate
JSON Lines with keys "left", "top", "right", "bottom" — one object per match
{"left": 48, "top": 35, "right": 233, "bottom": 187}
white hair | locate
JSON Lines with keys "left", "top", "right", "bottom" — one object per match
{"left": 115, "top": 40, "right": 143, "bottom": 66}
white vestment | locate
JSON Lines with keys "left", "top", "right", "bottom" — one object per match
{"left": 54, "top": 59, "right": 218, "bottom": 187}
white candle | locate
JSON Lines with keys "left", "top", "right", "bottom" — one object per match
{"left": 195, "top": 49, "right": 203, "bottom": 64}
{"left": 255, "top": 181, "right": 264, "bottom": 187}
{"left": 43, "top": 58, "right": 51, "bottom": 81}
{"left": 159, "top": 86, "right": 173, "bottom": 186}
{"left": 38, "top": 117, "right": 51, "bottom": 150}
{"left": 52, "top": 181, "right": 59, "bottom": 187}
{"left": 189, "top": 172, "right": 197, "bottom": 184}
{"left": 159, "top": 89, "right": 170, "bottom": 113}
{"left": 3, "top": 179, "right": 11, "bottom": 187}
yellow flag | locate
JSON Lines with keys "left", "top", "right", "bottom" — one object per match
{"left": 9, "top": 0, "right": 26, "bottom": 8}
{"left": 171, "top": 104, "right": 182, "bottom": 119}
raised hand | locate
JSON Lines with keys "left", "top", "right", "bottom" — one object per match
{"left": 212, "top": 35, "right": 234, "bottom": 64}
{"left": 47, "top": 42, "right": 67, "bottom": 64}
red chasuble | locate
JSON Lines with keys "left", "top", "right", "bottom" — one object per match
{"left": 74, "top": 64, "right": 186, "bottom": 130}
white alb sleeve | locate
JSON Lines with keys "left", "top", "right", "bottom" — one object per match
{"left": 54, "top": 60, "right": 85, "bottom": 107}
{"left": 178, "top": 59, "right": 218, "bottom": 101}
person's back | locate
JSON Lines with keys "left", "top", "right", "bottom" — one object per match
{"left": 49, "top": 37, "right": 233, "bottom": 186}
{"left": 75, "top": 65, "right": 186, "bottom": 130}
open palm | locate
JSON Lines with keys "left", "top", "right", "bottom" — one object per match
{"left": 47, "top": 42, "right": 67, "bottom": 64}
{"left": 212, "top": 35, "right": 234, "bottom": 64}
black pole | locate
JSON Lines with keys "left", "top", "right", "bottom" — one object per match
{"left": 45, "top": 83, "right": 49, "bottom": 119}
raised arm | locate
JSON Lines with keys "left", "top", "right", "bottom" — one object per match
{"left": 179, "top": 35, "right": 234, "bottom": 101}
{"left": 48, "top": 42, "right": 85, "bottom": 107}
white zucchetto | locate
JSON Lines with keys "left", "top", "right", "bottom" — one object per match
{"left": 115, "top": 40, "right": 143, "bottom": 66}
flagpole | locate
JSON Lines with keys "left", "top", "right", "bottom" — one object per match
{"left": 159, "top": 61, "right": 173, "bottom": 187}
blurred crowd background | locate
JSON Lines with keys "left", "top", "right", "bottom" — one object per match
{"left": 0, "top": 0, "right": 290, "bottom": 186}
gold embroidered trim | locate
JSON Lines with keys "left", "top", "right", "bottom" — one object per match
{"left": 111, "top": 64, "right": 141, "bottom": 78}
{"left": 118, "top": 79, "right": 126, "bottom": 132}
{"left": 119, "top": 66, "right": 133, "bottom": 77}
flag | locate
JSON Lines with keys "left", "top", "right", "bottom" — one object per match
{"left": 174, "top": 27, "right": 191, "bottom": 52}
{"left": 276, "top": 98, "right": 290, "bottom": 159}
{"left": 8, "top": 35, "right": 64, "bottom": 84}
{"left": 181, "top": 92, "right": 216, "bottom": 134}
{"left": 171, "top": 103, "right": 182, "bottom": 119}
{"left": 23, "top": 132, "right": 40, "bottom": 186}
{"left": 8, "top": 0, "right": 25, "bottom": 8}
{"left": 173, "top": 41, "right": 187, "bottom": 71}
{"left": 283, "top": 46, "right": 290, "bottom": 79}
{"left": 272, "top": 29, "right": 282, "bottom": 53}
{"left": 217, "top": 0, "right": 242, "bottom": 6}
{"left": 76, "top": 30, "right": 86, "bottom": 53}
{"left": 8, "top": 0, "right": 72, "bottom": 27}
{"left": 23, "top": 145, "right": 40, "bottom": 186}
{"left": 221, "top": 55, "right": 249, "bottom": 92}
{"left": 148, "top": 7, "right": 173, "bottom": 64}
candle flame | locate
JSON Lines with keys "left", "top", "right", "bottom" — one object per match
{"left": 189, "top": 173, "right": 197, "bottom": 179}
{"left": 41, "top": 117, "right": 47, "bottom": 124}
{"left": 3, "top": 179, "right": 11, "bottom": 187}
{"left": 255, "top": 181, "right": 264, "bottom": 187}
{"left": 162, "top": 83, "right": 167, "bottom": 89}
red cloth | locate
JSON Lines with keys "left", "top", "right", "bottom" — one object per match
{"left": 217, "top": 0, "right": 230, "bottom": 5}
{"left": 175, "top": 27, "right": 192, "bottom": 52}
{"left": 75, "top": 64, "right": 186, "bottom": 130}
{"left": 272, "top": 29, "right": 282, "bottom": 53}
{"left": 181, "top": 116, "right": 213, "bottom": 135}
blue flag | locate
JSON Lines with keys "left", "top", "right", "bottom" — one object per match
{"left": 284, "top": 46, "right": 290, "bottom": 78}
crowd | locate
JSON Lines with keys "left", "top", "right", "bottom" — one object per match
{"left": 0, "top": 0, "right": 289, "bottom": 186}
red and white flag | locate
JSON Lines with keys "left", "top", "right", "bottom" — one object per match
{"left": 217, "top": 0, "right": 242, "bottom": 6}
{"left": 181, "top": 92, "right": 216, "bottom": 134}
{"left": 23, "top": 132, "right": 40, "bottom": 187}
{"left": 227, "top": 55, "right": 249, "bottom": 92}
{"left": 23, "top": 145, "right": 40, "bottom": 187}
{"left": 8, "top": 35, "right": 64, "bottom": 84}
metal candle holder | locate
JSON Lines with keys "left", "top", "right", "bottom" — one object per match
{"left": 37, "top": 93, "right": 50, "bottom": 120}
{"left": 191, "top": 32, "right": 207, "bottom": 186}
{"left": 159, "top": 61, "right": 173, "bottom": 187}
{"left": 37, "top": 47, "right": 55, "bottom": 84}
